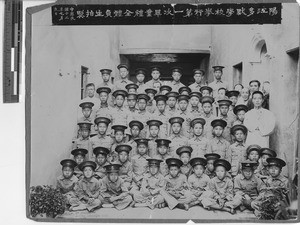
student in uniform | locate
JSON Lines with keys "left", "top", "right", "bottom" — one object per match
{"left": 71, "top": 148, "right": 88, "bottom": 180}
{"left": 168, "top": 67, "right": 185, "bottom": 92}
{"left": 125, "top": 83, "right": 139, "bottom": 95}
{"left": 208, "top": 66, "right": 229, "bottom": 98}
{"left": 256, "top": 148, "right": 277, "bottom": 181}
{"left": 204, "top": 153, "right": 221, "bottom": 179}
{"left": 165, "top": 92, "right": 179, "bottom": 117}
{"left": 200, "top": 86, "right": 213, "bottom": 97}
{"left": 226, "top": 125, "right": 248, "bottom": 178}
{"left": 99, "top": 164, "right": 133, "bottom": 210}
{"left": 207, "top": 119, "right": 230, "bottom": 159}
{"left": 159, "top": 85, "right": 172, "bottom": 95}
{"left": 176, "top": 146, "right": 193, "bottom": 178}
{"left": 201, "top": 159, "right": 234, "bottom": 214}
{"left": 217, "top": 99, "right": 235, "bottom": 143}
{"left": 90, "top": 117, "right": 113, "bottom": 150}
{"left": 95, "top": 87, "right": 113, "bottom": 119}
{"left": 233, "top": 104, "right": 248, "bottom": 125}
{"left": 110, "top": 125, "right": 127, "bottom": 163}
{"left": 152, "top": 95, "right": 169, "bottom": 138}
{"left": 126, "top": 120, "right": 144, "bottom": 157}
{"left": 126, "top": 94, "right": 138, "bottom": 113}
{"left": 135, "top": 68, "right": 147, "bottom": 94}
{"left": 130, "top": 94, "right": 152, "bottom": 138}
{"left": 174, "top": 95, "right": 193, "bottom": 138}
{"left": 155, "top": 139, "right": 172, "bottom": 176}
{"left": 72, "top": 122, "right": 93, "bottom": 159}
{"left": 111, "top": 90, "right": 130, "bottom": 127}
{"left": 57, "top": 159, "right": 81, "bottom": 211}
{"left": 246, "top": 144, "right": 261, "bottom": 163}
{"left": 145, "top": 88, "right": 157, "bottom": 114}
{"left": 200, "top": 96, "right": 216, "bottom": 139}
{"left": 189, "top": 92, "right": 202, "bottom": 119}
{"left": 115, "top": 145, "right": 133, "bottom": 190}
{"left": 114, "top": 64, "right": 133, "bottom": 91}
{"left": 168, "top": 117, "right": 189, "bottom": 157}
{"left": 93, "top": 147, "right": 110, "bottom": 180}
{"left": 73, "top": 161, "right": 102, "bottom": 212}
{"left": 187, "top": 157, "right": 211, "bottom": 208}
{"left": 133, "top": 158, "right": 166, "bottom": 209}
{"left": 189, "top": 69, "right": 206, "bottom": 92}
{"left": 145, "top": 65, "right": 162, "bottom": 88}
{"left": 226, "top": 90, "right": 240, "bottom": 113}
{"left": 97, "top": 69, "right": 114, "bottom": 107}
{"left": 78, "top": 102, "right": 95, "bottom": 135}
{"left": 226, "top": 160, "right": 265, "bottom": 212}
{"left": 251, "top": 158, "right": 289, "bottom": 216}
{"left": 178, "top": 86, "right": 192, "bottom": 96}
{"left": 79, "top": 83, "right": 100, "bottom": 119}
{"left": 147, "top": 120, "right": 163, "bottom": 157}
{"left": 244, "top": 91, "right": 276, "bottom": 147}
{"left": 131, "top": 139, "right": 151, "bottom": 193}
{"left": 188, "top": 118, "right": 210, "bottom": 158}
{"left": 160, "top": 158, "right": 192, "bottom": 210}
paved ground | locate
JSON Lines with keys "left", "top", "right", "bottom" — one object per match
{"left": 58, "top": 206, "right": 257, "bottom": 222}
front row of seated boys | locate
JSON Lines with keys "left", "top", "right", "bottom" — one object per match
{"left": 57, "top": 146, "right": 289, "bottom": 216}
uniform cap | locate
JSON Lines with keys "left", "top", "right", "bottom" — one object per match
{"left": 137, "top": 93, "right": 150, "bottom": 102}
{"left": 193, "top": 69, "right": 205, "bottom": 75}
{"left": 93, "top": 147, "right": 110, "bottom": 156}
{"left": 200, "top": 86, "right": 213, "bottom": 94}
{"left": 160, "top": 85, "right": 172, "bottom": 93}
{"left": 233, "top": 104, "right": 249, "bottom": 115}
{"left": 166, "top": 91, "right": 179, "bottom": 99}
{"left": 112, "top": 90, "right": 128, "bottom": 98}
{"left": 177, "top": 94, "right": 190, "bottom": 102}
{"left": 145, "top": 88, "right": 158, "bottom": 95}
{"left": 241, "top": 160, "right": 258, "bottom": 169}
{"left": 189, "top": 157, "right": 207, "bottom": 168}
{"left": 115, "top": 144, "right": 132, "bottom": 154}
{"left": 217, "top": 99, "right": 232, "bottom": 107}
{"left": 94, "top": 117, "right": 111, "bottom": 125}
{"left": 129, "top": 120, "right": 144, "bottom": 130}
{"left": 71, "top": 148, "right": 88, "bottom": 157}
{"left": 60, "top": 159, "right": 77, "bottom": 169}
{"left": 117, "top": 64, "right": 129, "bottom": 70}
{"left": 100, "top": 69, "right": 112, "bottom": 74}
{"left": 79, "top": 102, "right": 94, "bottom": 109}
{"left": 135, "top": 68, "right": 147, "bottom": 76}
{"left": 77, "top": 121, "right": 93, "bottom": 130}
{"left": 96, "top": 87, "right": 111, "bottom": 94}
{"left": 147, "top": 158, "right": 163, "bottom": 166}
{"left": 266, "top": 157, "right": 286, "bottom": 168}
{"left": 151, "top": 65, "right": 161, "bottom": 72}
{"left": 211, "top": 119, "right": 227, "bottom": 128}
{"left": 104, "top": 163, "right": 122, "bottom": 173}
{"left": 146, "top": 119, "right": 163, "bottom": 127}
{"left": 135, "top": 138, "right": 150, "bottom": 146}
{"left": 178, "top": 86, "right": 191, "bottom": 95}
{"left": 169, "top": 117, "right": 184, "bottom": 125}
{"left": 176, "top": 146, "right": 193, "bottom": 156}
{"left": 230, "top": 124, "right": 248, "bottom": 135}
{"left": 214, "top": 159, "right": 231, "bottom": 171}
{"left": 246, "top": 144, "right": 261, "bottom": 155}
{"left": 200, "top": 96, "right": 214, "bottom": 104}
{"left": 226, "top": 90, "right": 240, "bottom": 98}
{"left": 190, "top": 118, "right": 206, "bottom": 128}
{"left": 204, "top": 153, "right": 221, "bottom": 161}
{"left": 189, "top": 92, "right": 202, "bottom": 99}
{"left": 260, "top": 148, "right": 277, "bottom": 157}
{"left": 111, "top": 125, "right": 127, "bottom": 132}
{"left": 78, "top": 161, "right": 97, "bottom": 171}
{"left": 166, "top": 158, "right": 183, "bottom": 168}
{"left": 155, "top": 139, "right": 171, "bottom": 147}
{"left": 125, "top": 83, "right": 139, "bottom": 91}
{"left": 212, "top": 66, "right": 225, "bottom": 71}
{"left": 171, "top": 66, "right": 183, "bottom": 74}
{"left": 154, "top": 95, "right": 168, "bottom": 102}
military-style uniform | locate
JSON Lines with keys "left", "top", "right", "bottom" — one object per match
{"left": 155, "top": 139, "right": 172, "bottom": 176}
{"left": 99, "top": 164, "right": 133, "bottom": 210}
{"left": 200, "top": 96, "right": 217, "bottom": 140}
{"left": 71, "top": 149, "right": 89, "bottom": 179}
{"left": 159, "top": 85, "right": 172, "bottom": 95}
{"left": 114, "top": 63, "right": 133, "bottom": 91}
{"left": 57, "top": 160, "right": 81, "bottom": 208}
{"left": 133, "top": 159, "right": 165, "bottom": 209}
{"left": 79, "top": 96, "right": 100, "bottom": 121}
{"left": 208, "top": 66, "right": 228, "bottom": 98}
{"left": 73, "top": 161, "right": 101, "bottom": 212}
{"left": 97, "top": 69, "right": 114, "bottom": 106}
{"left": 169, "top": 134, "right": 188, "bottom": 157}
{"left": 90, "top": 117, "right": 113, "bottom": 150}
{"left": 78, "top": 102, "right": 96, "bottom": 136}
{"left": 145, "top": 88, "right": 157, "bottom": 114}
{"left": 204, "top": 153, "right": 221, "bottom": 179}
{"left": 72, "top": 122, "right": 93, "bottom": 159}
{"left": 233, "top": 104, "right": 248, "bottom": 126}
{"left": 93, "top": 147, "right": 110, "bottom": 180}
{"left": 176, "top": 146, "right": 193, "bottom": 177}
{"left": 146, "top": 120, "right": 163, "bottom": 157}
{"left": 115, "top": 145, "right": 133, "bottom": 189}
{"left": 217, "top": 99, "right": 235, "bottom": 143}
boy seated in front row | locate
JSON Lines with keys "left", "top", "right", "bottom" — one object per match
{"left": 187, "top": 157, "right": 211, "bottom": 209}
{"left": 155, "top": 139, "right": 172, "bottom": 176}
{"left": 99, "top": 164, "right": 133, "bottom": 210}
{"left": 115, "top": 145, "right": 133, "bottom": 190}
{"left": 226, "top": 160, "right": 265, "bottom": 212}
{"left": 131, "top": 139, "right": 150, "bottom": 193}
{"left": 204, "top": 153, "right": 221, "bottom": 179}
{"left": 93, "top": 147, "right": 110, "bottom": 180}
{"left": 207, "top": 119, "right": 230, "bottom": 159}
{"left": 176, "top": 146, "right": 193, "bottom": 177}
{"left": 73, "top": 161, "right": 102, "bottom": 212}
{"left": 160, "top": 158, "right": 192, "bottom": 211}
{"left": 133, "top": 158, "right": 166, "bottom": 209}
{"left": 57, "top": 159, "right": 81, "bottom": 211}
{"left": 251, "top": 158, "right": 289, "bottom": 217}
{"left": 201, "top": 159, "right": 235, "bottom": 214}
{"left": 71, "top": 148, "right": 88, "bottom": 180}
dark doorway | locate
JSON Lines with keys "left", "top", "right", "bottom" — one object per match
{"left": 120, "top": 53, "right": 210, "bottom": 86}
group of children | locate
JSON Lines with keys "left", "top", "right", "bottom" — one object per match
{"left": 56, "top": 64, "right": 288, "bottom": 217}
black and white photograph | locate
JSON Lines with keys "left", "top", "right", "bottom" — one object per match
{"left": 24, "top": 0, "right": 299, "bottom": 222}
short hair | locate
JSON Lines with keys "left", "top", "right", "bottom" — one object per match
{"left": 249, "top": 80, "right": 261, "bottom": 87}
{"left": 86, "top": 83, "right": 95, "bottom": 88}
{"left": 234, "top": 83, "right": 244, "bottom": 89}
